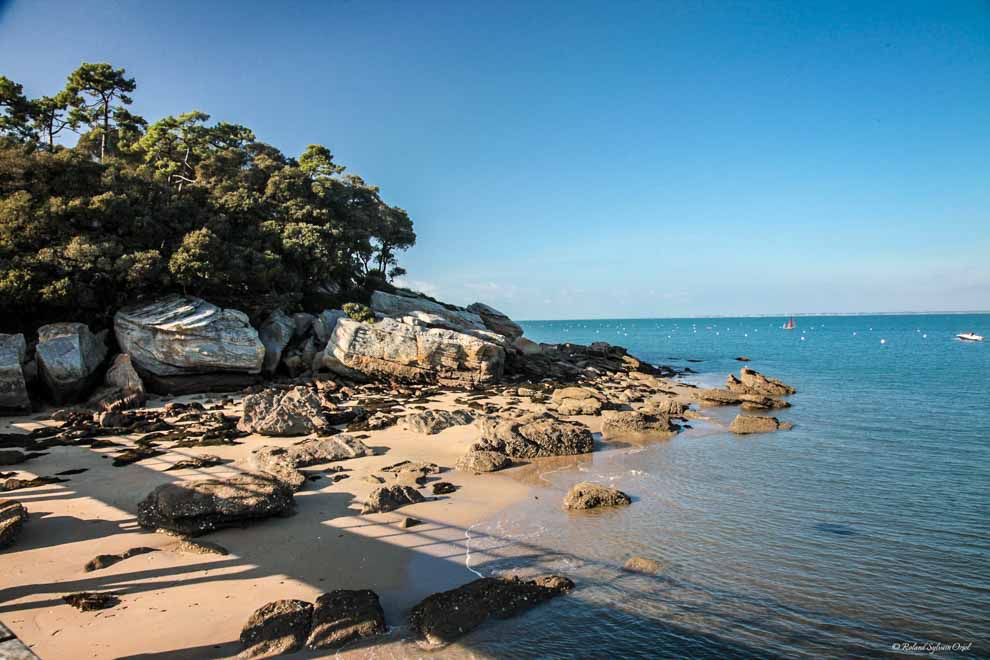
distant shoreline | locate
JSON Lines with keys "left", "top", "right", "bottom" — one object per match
{"left": 518, "top": 310, "right": 990, "bottom": 323}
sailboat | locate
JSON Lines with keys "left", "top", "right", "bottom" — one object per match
{"left": 782, "top": 317, "right": 796, "bottom": 331}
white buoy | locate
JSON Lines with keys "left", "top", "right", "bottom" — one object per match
{"left": 880, "top": 339, "right": 886, "bottom": 344}
{"left": 923, "top": 334, "right": 927, "bottom": 338}
{"left": 801, "top": 336, "right": 806, "bottom": 341}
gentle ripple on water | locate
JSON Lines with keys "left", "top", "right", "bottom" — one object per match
{"left": 445, "top": 314, "right": 990, "bottom": 658}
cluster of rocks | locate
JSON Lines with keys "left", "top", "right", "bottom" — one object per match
{"left": 456, "top": 412, "right": 594, "bottom": 474}
{"left": 693, "top": 367, "right": 796, "bottom": 434}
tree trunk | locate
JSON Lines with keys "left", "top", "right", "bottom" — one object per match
{"left": 100, "top": 98, "right": 109, "bottom": 161}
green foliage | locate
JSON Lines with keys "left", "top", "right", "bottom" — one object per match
{"left": 343, "top": 302, "right": 375, "bottom": 323}
{"left": 0, "top": 64, "right": 416, "bottom": 333}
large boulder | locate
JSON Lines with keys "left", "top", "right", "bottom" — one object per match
{"left": 409, "top": 575, "right": 574, "bottom": 645}
{"left": 466, "top": 302, "right": 523, "bottom": 340}
{"left": 477, "top": 413, "right": 593, "bottom": 458}
{"left": 406, "top": 409, "right": 475, "bottom": 435}
{"left": 312, "top": 309, "right": 346, "bottom": 344}
{"left": 563, "top": 482, "right": 631, "bottom": 510}
{"left": 320, "top": 318, "right": 505, "bottom": 387}
{"left": 600, "top": 410, "right": 678, "bottom": 440}
{"left": 0, "top": 499, "right": 27, "bottom": 549}
{"left": 370, "top": 290, "right": 486, "bottom": 332}
{"left": 0, "top": 334, "right": 31, "bottom": 414}
{"left": 259, "top": 311, "right": 295, "bottom": 375}
{"left": 136, "top": 473, "right": 295, "bottom": 536}
{"left": 35, "top": 323, "right": 107, "bottom": 403}
{"left": 238, "top": 387, "right": 330, "bottom": 437}
{"left": 306, "top": 589, "right": 387, "bottom": 650}
{"left": 250, "top": 435, "right": 372, "bottom": 490}
{"left": 114, "top": 296, "right": 264, "bottom": 384}
{"left": 239, "top": 599, "right": 314, "bottom": 658}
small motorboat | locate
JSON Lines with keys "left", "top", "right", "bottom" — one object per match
{"left": 956, "top": 332, "right": 984, "bottom": 342}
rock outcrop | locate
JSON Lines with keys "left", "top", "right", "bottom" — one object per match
{"left": 137, "top": 473, "right": 295, "bottom": 536}
{"left": 250, "top": 435, "right": 372, "bottom": 490}
{"left": 639, "top": 396, "right": 686, "bottom": 417}
{"left": 259, "top": 310, "right": 295, "bottom": 375}
{"left": 361, "top": 484, "right": 425, "bottom": 514}
{"left": 600, "top": 410, "right": 678, "bottom": 440}
{"left": 409, "top": 575, "right": 574, "bottom": 645}
{"left": 35, "top": 323, "right": 107, "bottom": 403}
{"left": 728, "top": 415, "right": 793, "bottom": 434}
{"left": 551, "top": 386, "right": 606, "bottom": 415}
{"left": 466, "top": 302, "right": 523, "bottom": 340}
{"left": 307, "top": 589, "right": 387, "bottom": 650}
{"left": 0, "top": 499, "right": 27, "bottom": 548}
{"left": 0, "top": 334, "right": 31, "bottom": 414}
{"left": 238, "top": 387, "right": 330, "bottom": 436}
{"left": 370, "top": 290, "right": 486, "bottom": 332}
{"left": 475, "top": 413, "right": 593, "bottom": 458}
{"left": 320, "top": 318, "right": 505, "bottom": 387}
{"left": 563, "top": 482, "right": 632, "bottom": 510}
{"left": 239, "top": 599, "right": 314, "bottom": 658}
{"left": 406, "top": 409, "right": 475, "bottom": 435}
{"left": 114, "top": 296, "right": 264, "bottom": 390}
{"left": 727, "top": 368, "right": 796, "bottom": 397}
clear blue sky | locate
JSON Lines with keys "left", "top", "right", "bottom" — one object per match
{"left": 1, "top": 0, "right": 988, "bottom": 319}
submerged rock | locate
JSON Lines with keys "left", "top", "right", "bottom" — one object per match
{"left": 406, "top": 409, "right": 475, "bottom": 435}
{"left": 0, "top": 499, "right": 27, "bottom": 549}
{"left": 320, "top": 318, "right": 505, "bottom": 387}
{"left": 0, "top": 334, "right": 31, "bottom": 414}
{"left": 361, "top": 484, "right": 425, "bottom": 514}
{"left": 600, "top": 410, "right": 678, "bottom": 440}
{"left": 623, "top": 556, "right": 663, "bottom": 575}
{"left": 239, "top": 599, "right": 313, "bottom": 658}
{"left": 137, "top": 473, "right": 295, "bottom": 536}
{"left": 35, "top": 322, "right": 107, "bottom": 403}
{"left": 409, "top": 575, "right": 574, "bottom": 645}
{"left": 728, "top": 415, "right": 793, "bottom": 434}
{"left": 306, "top": 589, "right": 387, "bottom": 650}
{"left": 477, "top": 413, "right": 593, "bottom": 458}
{"left": 114, "top": 295, "right": 264, "bottom": 382}
{"left": 563, "top": 482, "right": 631, "bottom": 510}
{"left": 238, "top": 386, "right": 329, "bottom": 437}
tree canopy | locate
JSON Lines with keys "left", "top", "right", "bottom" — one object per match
{"left": 0, "top": 63, "right": 416, "bottom": 333}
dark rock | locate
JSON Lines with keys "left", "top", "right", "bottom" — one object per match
{"left": 164, "top": 454, "right": 224, "bottom": 471}
{"left": 239, "top": 599, "right": 313, "bottom": 658}
{"left": 400, "top": 517, "right": 423, "bottom": 529}
{"left": 432, "top": 481, "right": 457, "bottom": 495}
{"left": 361, "top": 484, "right": 425, "bottom": 514}
{"left": 735, "top": 356, "right": 751, "bottom": 362}
{"left": 259, "top": 310, "right": 295, "bottom": 375}
{"left": 2, "top": 476, "right": 68, "bottom": 492}
{"left": 137, "top": 473, "right": 295, "bottom": 536}
{"left": 0, "top": 450, "right": 41, "bottom": 466}
{"left": 112, "top": 446, "right": 165, "bottom": 467}
{"left": 0, "top": 333, "right": 31, "bottom": 414}
{"left": 84, "top": 547, "right": 157, "bottom": 572}
{"left": 0, "top": 499, "right": 27, "bottom": 548}
{"left": 409, "top": 575, "right": 574, "bottom": 645}
{"left": 62, "top": 592, "right": 120, "bottom": 611}
{"left": 306, "top": 589, "right": 386, "bottom": 650}
{"left": 563, "top": 482, "right": 632, "bottom": 510}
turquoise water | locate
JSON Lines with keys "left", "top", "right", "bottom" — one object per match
{"left": 464, "top": 314, "right": 989, "bottom": 658}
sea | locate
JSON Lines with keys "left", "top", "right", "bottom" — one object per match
{"left": 454, "top": 313, "right": 989, "bottom": 659}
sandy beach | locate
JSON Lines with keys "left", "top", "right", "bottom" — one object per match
{"left": 1, "top": 375, "right": 704, "bottom": 659}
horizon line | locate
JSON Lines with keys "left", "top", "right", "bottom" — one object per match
{"left": 515, "top": 310, "right": 990, "bottom": 323}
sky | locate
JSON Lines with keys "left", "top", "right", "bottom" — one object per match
{"left": 1, "top": 0, "right": 988, "bottom": 319}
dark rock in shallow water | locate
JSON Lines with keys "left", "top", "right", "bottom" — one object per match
{"left": 0, "top": 499, "right": 28, "bottom": 548}
{"left": 62, "top": 592, "right": 120, "bottom": 611}
{"left": 306, "top": 589, "right": 387, "bottom": 650}
{"left": 563, "top": 482, "right": 631, "bottom": 510}
{"left": 84, "top": 547, "right": 157, "bottom": 572}
{"left": 137, "top": 473, "right": 295, "bottom": 536}
{"left": 361, "top": 484, "right": 425, "bottom": 514}
{"left": 409, "top": 575, "right": 574, "bottom": 645}
{"left": 239, "top": 599, "right": 313, "bottom": 658}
